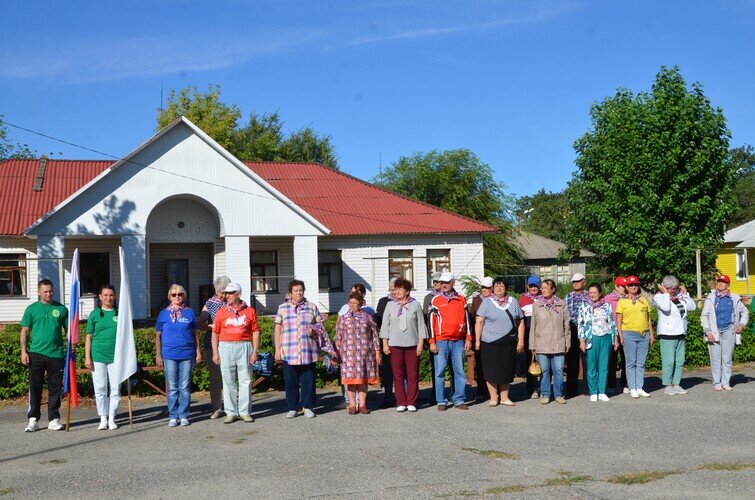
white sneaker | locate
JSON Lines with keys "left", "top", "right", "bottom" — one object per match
{"left": 180, "top": 418, "right": 190, "bottom": 427}
{"left": 590, "top": 395, "right": 598, "bottom": 402}
{"left": 407, "top": 405, "right": 417, "bottom": 412}
{"left": 47, "top": 419, "right": 63, "bottom": 431}
{"left": 25, "top": 418, "right": 39, "bottom": 433}
{"left": 622, "top": 387, "right": 630, "bottom": 394}
{"left": 664, "top": 386, "right": 676, "bottom": 395}
{"left": 598, "top": 394, "right": 609, "bottom": 402}
{"left": 396, "top": 406, "right": 407, "bottom": 412}
{"left": 630, "top": 390, "right": 639, "bottom": 399}
{"left": 636, "top": 389, "right": 651, "bottom": 398}
{"left": 168, "top": 418, "right": 178, "bottom": 427}
{"left": 674, "top": 386, "right": 688, "bottom": 395}
{"left": 108, "top": 418, "right": 118, "bottom": 430}
{"left": 97, "top": 417, "right": 108, "bottom": 430}
{"left": 286, "top": 410, "right": 297, "bottom": 419}
{"left": 303, "top": 408, "right": 316, "bottom": 418}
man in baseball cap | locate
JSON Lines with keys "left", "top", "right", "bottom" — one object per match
{"left": 518, "top": 275, "right": 542, "bottom": 398}
{"left": 565, "top": 273, "right": 589, "bottom": 397}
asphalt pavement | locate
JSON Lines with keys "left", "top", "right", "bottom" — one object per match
{"left": 1, "top": 365, "right": 753, "bottom": 499}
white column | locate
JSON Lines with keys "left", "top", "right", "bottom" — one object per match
{"left": 294, "top": 235, "right": 319, "bottom": 307}
{"left": 37, "top": 235, "right": 65, "bottom": 302}
{"left": 225, "top": 236, "right": 251, "bottom": 304}
{"left": 122, "top": 235, "right": 148, "bottom": 319}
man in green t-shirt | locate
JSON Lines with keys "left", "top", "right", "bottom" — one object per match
{"left": 20, "top": 279, "right": 69, "bottom": 432}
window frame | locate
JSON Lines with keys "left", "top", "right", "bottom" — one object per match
{"left": 426, "top": 248, "right": 451, "bottom": 289}
{"left": 318, "top": 250, "right": 343, "bottom": 292}
{"left": 79, "top": 252, "right": 111, "bottom": 296}
{"left": 388, "top": 249, "right": 414, "bottom": 285}
{"left": 250, "top": 250, "right": 279, "bottom": 293}
{"left": 735, "top": 249, "right": 748, "bottom": 281}
{"left": 0, "top": 253, "right": 27, "bottom": 298}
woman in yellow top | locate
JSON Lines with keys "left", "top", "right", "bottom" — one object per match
{"left": 616, "top": 276, "right": 654, "bottom": 399}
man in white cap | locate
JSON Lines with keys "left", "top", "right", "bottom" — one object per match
{"left": 424, "top": 271, "right": 445, "bottom": 400}
{"left": 565, "top": 272, "right": 589, "bottom": 397}
{"left": 470, "top": 277, "right": 494, "bottom": 400}
{"left": 429, "top": 272, "right": 472, "bottom": 410}
{"left": 212, "top": 282, "right": 260, "bottom": 423}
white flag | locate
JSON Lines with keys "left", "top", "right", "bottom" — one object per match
{"left": 113, "top": 246, "right": 137, "bottom": 385}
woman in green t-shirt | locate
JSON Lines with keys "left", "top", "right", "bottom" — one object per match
{"left": 85, "top": 284, "right": 120, "bottom": 430}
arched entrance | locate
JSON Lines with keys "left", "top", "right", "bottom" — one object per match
{"left": 146, "top": 195, "right": 222, "bottom": 314}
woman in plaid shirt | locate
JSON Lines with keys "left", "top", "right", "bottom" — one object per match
{"left": 274, "top": 280, "right": 337, "bottom": 419}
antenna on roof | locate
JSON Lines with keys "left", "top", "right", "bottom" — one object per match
{"left": 159, "top": 83, "right": 164, "bottom": 112}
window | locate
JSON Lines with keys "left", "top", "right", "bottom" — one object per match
{"left": 736, "top": 250, "right": 748, "bottom": 281}
{"left": 80, "top": 253, "right": 110, "bottom": 295}
{"left": 538, "top": 265, "right": 554, "bottom": 280}
{"left": 426, "top": 249, "right": 451, "bottom": 289}
{"left": 251, "top": 251, "right": 278, "bottom": 292}
{"left": 318, "top": 250, "right": 343, "bottom": 291}
{"left": 0, "top": 254, "right": 27, "bottom": 297}
{"left": 388, "top": 249, "right": 414, "bottom": 283}
{"left": 556, "top": 265, "right": 570, "bottom": 284}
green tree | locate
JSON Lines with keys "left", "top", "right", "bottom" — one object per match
{"left": 516, "top": 189, "right": 568, "bottom": 241}
{"left": 0, "top": 117, "right": 36, "bottom": 159}
{"left": 726, "top": 144, "right": 755, "bottom": 229}
{"left": 157, "top": 85, "right": 338, "bottom": 168}
{"left": 564, "top": 66, "right": 735, "bottom": 286}
{"left": 372, "top": 149, "right": 522, "bottom": 275}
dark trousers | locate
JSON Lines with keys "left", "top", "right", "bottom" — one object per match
{"left": 202, "top": 345, "right": 223, "bottom": 412}
{"left": 607, "top": 345, "right": 628, "bottom": 389}
{"left": 515, "top": 319, "right": 538, "bottom": 395}
{"left": 27, "top": 353, "right": 64, "bottom": 421}
{"left": 474, "top": 349, "right": 489, "bottom": 399}
{"left": 566, "top": 323, "right": 585, "bottom": 397}
{"left": 382, "top": 354, "right": 394, "bottom": 403}
{"left": 390, "top": 346, "right": 420, "bottom": 406}
{"left": 283, "top": 362, "right": 316, "bottom": 411}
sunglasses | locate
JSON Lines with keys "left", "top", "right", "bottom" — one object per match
{"left": 170, "top": 293, "right": 185, "bottom": 297}
{"left": 627, "top": 284, "right": 639, "bottom": 287}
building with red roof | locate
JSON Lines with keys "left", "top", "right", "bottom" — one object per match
{"left": 0, "top": 117, "right": 495, "bottom": 320}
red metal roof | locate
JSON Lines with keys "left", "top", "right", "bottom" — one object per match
{"left": 0, "top": 159, "right": 497, "bottom": 236}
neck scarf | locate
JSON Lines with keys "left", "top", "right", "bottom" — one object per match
{"left": 629, "top": 293, "right": 643, "bottom": 305}
{"left": 224, "top": 300, "right": 248, "bottom": 316}
{"left": 439, "top": 289, "right": 458, "bottom": 301}
{"left": 590, "top": 298, "right": 606, "bottom": 311}
{"left": 166, "top": 305, "right": 184, "bottom": 323}
{"left": 537, "top": 295, "right": 559, "bottom": 310}
{"left": 290, "top": 298, "right": 308, "bottom": 313}
{"left": 611, "top": 290, "right": 628, "bottom": 299}
{"left": 493, "top": 294, "right": 509, "bottom": 307}
{"left": 523, "top": 291, "right": 540, "bottom": 300}
{"left": 393, "top": 296, "right": 416, "bottom": 317}
{"left": 714, "top": 289, "right": 731, "bottom": 307}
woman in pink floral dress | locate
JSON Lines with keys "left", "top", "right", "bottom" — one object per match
{"left": 335, "top": 292, "right": 381, "bottom": 414}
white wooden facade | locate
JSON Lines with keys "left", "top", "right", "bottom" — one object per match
{"left": 0, "top": 118, "right": 486, "bottom": 321}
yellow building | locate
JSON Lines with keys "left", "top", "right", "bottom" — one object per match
{"left": 716, "top": 219, "right": 755, "bottom": 295}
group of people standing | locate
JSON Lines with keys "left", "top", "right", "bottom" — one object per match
{"left": 17, "top": 268, "right": 749, "bottom": 432}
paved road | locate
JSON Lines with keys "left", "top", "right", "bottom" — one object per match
{"left": 1, "top": 366, "right": 753, "bottom": 499}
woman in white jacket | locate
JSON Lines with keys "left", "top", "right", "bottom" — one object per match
{"left": 654, "top": 276, "right": 696, "bottom": 395}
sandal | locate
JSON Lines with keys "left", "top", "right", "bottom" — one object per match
{"left": 358, "top": 406, "right": 370, "bottom": 415}
{"left": 488, "top": 400, "right": 499, "bottom": 407}
{"left": 348, "top": 406, "right": 358, "bottom": 415}
{"left": 501, "top": 400, "right": 516, "bottom": 407}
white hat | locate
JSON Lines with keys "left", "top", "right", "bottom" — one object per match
{"left": 438, "top": 272, "right": 455, "bottom": 283}
{"left": 223, "top": 282, "right": 242, "bottom": 293}
{"left": 431, "top": 271, "right": 443, "bottom": 282}
{"left": 480, "top": 277, "right": 494, "bottom": 288}
{"left": 571, "top": 273, "right": 586, "bottom": 282}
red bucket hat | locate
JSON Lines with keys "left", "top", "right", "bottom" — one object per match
{"left": 717, "top": 275, "right": 731, "bottom": 284}
{"left": 614, "top": 276, "right": 627, "bottom": 286}
{"left": 625, "top": 275, "right": 640, "bottom": 285}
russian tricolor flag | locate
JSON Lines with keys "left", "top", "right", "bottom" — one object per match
{"left": 63, "top": 248, "right": 80, "bottom": 408}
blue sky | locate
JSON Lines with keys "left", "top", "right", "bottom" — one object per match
{"left": 1, "top": 0, "right": 753, "bottom": 198}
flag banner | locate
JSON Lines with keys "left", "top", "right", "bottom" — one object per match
{"left": 113, "top": 246, "right": 137, "bottom": 385}
{"left": 63, "top": 248, "right": 80, "bottom": 408}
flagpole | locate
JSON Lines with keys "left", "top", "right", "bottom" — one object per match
{"left": 66, "top": 391, "right": 71, "bottom": 432}
{"left": 127, "top": 379, "right": 133, "bottom": 429}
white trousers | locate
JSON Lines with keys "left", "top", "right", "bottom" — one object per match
{"left": 92, "top": 361, "right": 121, "bottom": 417}
{"left": 219, "top": 341, "right": 253, "bottom": 417}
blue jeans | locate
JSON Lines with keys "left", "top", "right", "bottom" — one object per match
{"left": 623, "top": 330, "right": 649, "bottom": 390}
{"left": 433, "top": 340, "right": 467, "bottom": 405}
{"left": 164, "top": 358, "right": 193, "bottom": 419}
{"left": 537, "top": 353, "right": 565, "bottom": 398}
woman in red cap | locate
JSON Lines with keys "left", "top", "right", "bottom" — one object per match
{"left": 605, "top": 277, "right": 628, "bottom": 394}
{"left": 700, "top": 275, "right": 748, "bottom": 391}
{"left": 616, "top": 276, "right": 654, "bottom": 398}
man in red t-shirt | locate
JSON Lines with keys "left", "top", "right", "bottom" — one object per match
{"left": 212, "top": 282, "right": 260, "bottom": 424}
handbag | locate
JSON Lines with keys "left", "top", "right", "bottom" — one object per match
{"left": 528, "top": 358, "right": 542, "bottom": 376}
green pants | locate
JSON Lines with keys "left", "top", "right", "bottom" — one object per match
{"left": 660, "top": 337, "right": 685, "bottom": 385}
{"left": 586, "top": 334, "right": 612, "bottom": 395}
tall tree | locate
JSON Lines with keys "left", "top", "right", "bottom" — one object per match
{"left": 726, "top": 144, "right": 755, "bottom": 229}
{"left": 564, "top": 66, "right": 735, "bottom": 286}
{"left": 0, "top": 117, "right": 36, "bottom": 159}
{"left": 516, "top": 189, "right": 568, "bottom": 241}
{"left": 373, "top": 149, "right": 522, "bottom": 276}
{"left": 157, "top": 85, "right": 338, "bottom": 168}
